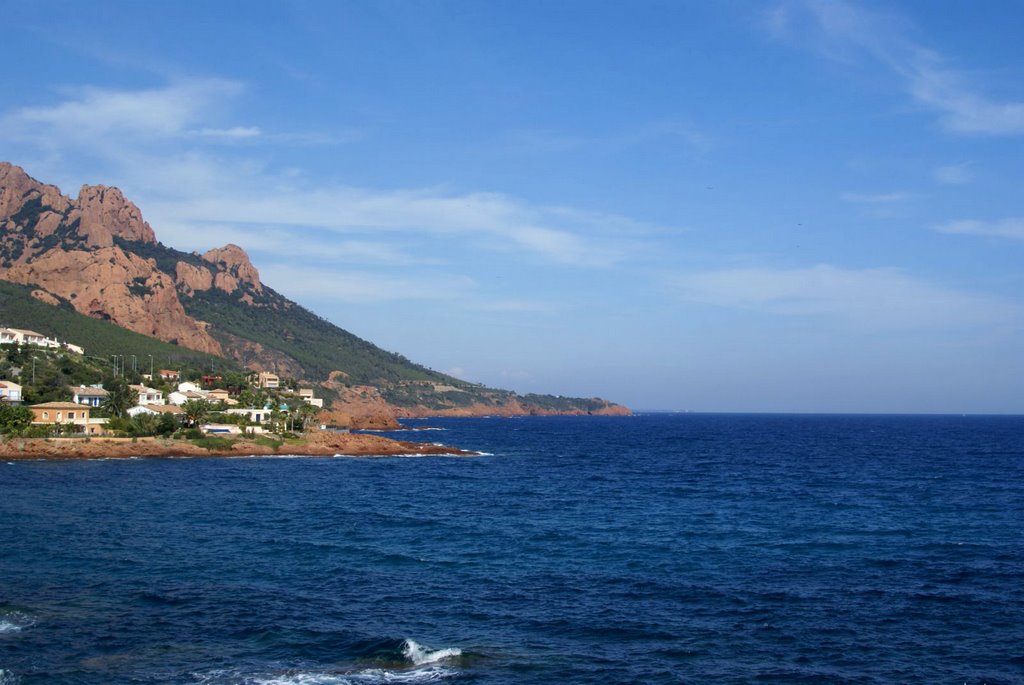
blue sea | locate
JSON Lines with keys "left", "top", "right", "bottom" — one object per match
{"left": 1, "top": 414, "right": 1023, "bottom": 684}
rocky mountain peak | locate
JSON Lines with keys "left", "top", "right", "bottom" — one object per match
{"left": 0, "top": 162, "right": 71, "bottom": 220}
{"left": 202, "top": 243, "right": 263, "bottom": 293}
{"left": 75, "top": 184, "right": 157, "bottom": 247}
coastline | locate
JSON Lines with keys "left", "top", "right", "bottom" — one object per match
{"left": 0, "top": 429, "right": 479, "bottom": 461}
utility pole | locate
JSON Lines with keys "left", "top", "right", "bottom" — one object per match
{"left": 112, "top": 355, "right": 117, "bottom": 376}
{"left": 132, "top": 354, "right": 137, "bottom": 373}
{"left": 32, "top": 357, "right": 37, "bottom": 385}
{"left": 149, "top": 355, "right": 154, "bottom": 378}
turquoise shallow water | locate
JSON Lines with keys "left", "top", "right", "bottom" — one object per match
{"left": 1, "top": 413, "right": 1023, "bottom": 684}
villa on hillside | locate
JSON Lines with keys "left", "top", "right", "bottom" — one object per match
{"left": 0, "top": 381, "right": 22, "bottom": 404}
{"left": 127, "top": 404, "right": 185, "bottom": 419}
{"left": 130, "top": 384, "right": 164, "bottom": 406}
{"left": 29, "top": 402, "right": 105, "bottom": 435}
{"left": 298, "top": 388, "right": 324, "bottom": 408}
{"left": 206, "top": 388, "right": 237, "bottom": 405}
{"left": 71, "top": 385, "right": 108, "bottom": 407}
{"left": 168, "top": 389, "right": 208, "bottom": 406}
{"left": 159, "top": 369, "right": 180, "bottom": 382}
{"left": 0, "top": 328, "right": 46, "bottom": 346}
{"left": 256, "top": 371, "right": 280, "bottom": 389}
{"left": 0, "top": 327, "right": 84, "bottom": 355}
{"left": 226, "top": 407, "right": 272, "bottom": 424}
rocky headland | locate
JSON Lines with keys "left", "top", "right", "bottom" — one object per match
{"left": 0, "top": 429, "right": 477, "bottom": 461}
{"left": 0, "top": 161, "right": 631, "bottom": 421}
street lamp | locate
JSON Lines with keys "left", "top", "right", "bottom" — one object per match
{"left": 148, "top": 355, "right": 154, "bottom": 378}
{"left": 32, "top": 357, "right": 37, "bottom": 385}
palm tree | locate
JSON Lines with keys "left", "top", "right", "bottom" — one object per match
{"left": 295, "top": 403, "right": 321, "bottom": 432}
{"left": 181, "top": 399, "right": 211, "bottom": 428}
{"left": 103, "top": 377, "right": 133, "bottom": 418}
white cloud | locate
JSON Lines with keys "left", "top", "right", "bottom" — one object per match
{"left": 0, "top": 79, "right": 246, "bottom": 146}
{"left": 932, "top": 163, "right": 974, "bottom": 185}
{"left": 194, "top": 126, "right": 262, "bottom": 139}
{"left": 0, "top": 78, "right": 664, "bottom": 269}
{"left": 671, "top": 264, "right": 1017, "bottom": 330}
{"left": 769, "top": 0, "right": 1024, "bottom": 135}
{"left": 841, "top": 191, "right": 912, "bottom": 204}
{"left": 933, "top": 218, "right": 1024, "bottom": 241}
{"left": 155, "top": 220, "right": 437, "bottom": 267}
{"left": 137, "top": 158, "right": 645, "bottom": 267}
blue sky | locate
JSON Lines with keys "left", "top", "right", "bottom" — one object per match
{"left": 1, "top": 0, "right": 1022, "bottom": 413}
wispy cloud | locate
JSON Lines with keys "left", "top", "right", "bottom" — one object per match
{"left": 146, "top": 173, "right": 647, "bottom": 267}
{"left": 933, "top": 218, "right": 1024, "bottom": 241}
{"left": 841, "top": 191, "right": 912, "bottom": 204}
{"left": 768, "top": 0, "right": 1024, "bottom": 135}
{"left": 194, "top": 126, "right": 262, "bottom": 139}
{"left": 932, "top": 163, "right": 974, "bottom": 185}
{"left": 671, "top": 264, "right": 1017, "bottom": 330}
{"left": 0, "top": 79, "right": 343, "bottom": 151}
{"left": 1, "top": 79, "right": 247, "bottom": 146}
{"left": 0, "top": 80, "right": 656, "bottom": 269}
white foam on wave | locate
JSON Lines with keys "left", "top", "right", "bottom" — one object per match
{"left": 401, "top": 639, "right": 462, "bottom": 666}
{"left": 0, "top": 668, "right": 19, "bottom": 684}
{"left": 0, "top": 611, "right": 32, "bottom": 634}
{"left": 249, "top": 665, "right": 456, "bottom": 685}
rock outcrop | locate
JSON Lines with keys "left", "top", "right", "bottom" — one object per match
{"left": 3, "top": 247, "right": 222, "bottom": 355}
{"left": 317, "top": 373, "right": 403, "bottom": 429}
{"left": 175, "top": 260, "right": 214, "bottom": 296}
{"left": 0, "top": 163, "right": 71, "bottom": 223}
{"left": 75, "top": 184, "right": 157, "bottom": 247}
{"left": 203, "top": 244, "right": 262, "bottom": 294}
{"left": 0, "top": 162, "right": 221, "bottom": 354}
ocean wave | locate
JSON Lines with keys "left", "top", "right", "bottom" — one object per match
{"left": 401, "top": 639, "right": 462, "bottom": 666}
{"left": 0, "top": 611, "right": 32, "bottom": 634}
{"left": 0, "top": 668, "right": 19, "bottom": 684}
{"left": 250, "top": 666, "right": 455, "bottom": 684}
{"left": 198, "top": 640, "right": 462, "bottom": 685}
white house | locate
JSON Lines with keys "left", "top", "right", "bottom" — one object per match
{"left": 71, "top": 385, "right": 108, "bottom": 407}
{"left": 0, "top": 328, "right": 84, "bottom": 354}
{"left": 0, "top": 328, "right": 47, "bottom": 346}
{"left": 177, "top": 381, "right": 203, "bottom": 394}
{"left": 127, "top": 404, "right": 185, "bottom": 419}
{"left": 129, "top": 384, "right": 164, "bottom": 406}
{"left": 0, "top": 381, "right": 23, "bottom": 404}
{"left": 168, "top": 390, "right": 208, "bottom": 406}
{"left": 226, "top": 407, "right": 272, "bottom": 424}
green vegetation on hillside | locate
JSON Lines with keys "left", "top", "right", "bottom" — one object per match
{"left": 187, "top": 286, "right": 453, "bottom": 385}
{"left": 115, "top": 236, "right": 459, "bottom": 385}
{"left": 0, "top": 280, "right": 230, "bottom": 370}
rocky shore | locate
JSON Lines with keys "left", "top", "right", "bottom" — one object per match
{"left": 0, "top": 429, "right": 478, "bottom": 461}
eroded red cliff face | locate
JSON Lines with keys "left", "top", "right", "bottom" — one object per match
{"left": 0, "top": 162, "right": 264, "bottom": 356}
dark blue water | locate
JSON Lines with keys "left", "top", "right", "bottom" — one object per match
{"left": 2, "top": 414, "right": 1023, "bottom": 684}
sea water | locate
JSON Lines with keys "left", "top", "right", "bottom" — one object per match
{"left": 1, "top": 413, "right": 1022, "bottom": 684}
